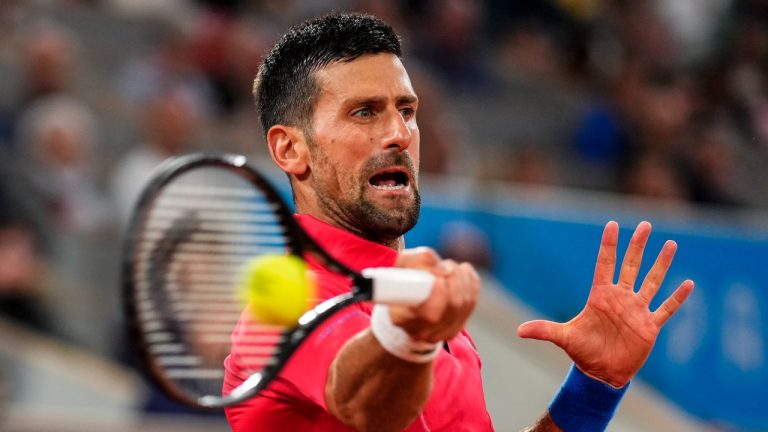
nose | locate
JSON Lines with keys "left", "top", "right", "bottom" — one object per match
{"left": 380, "top": 109, "right": 413, "bottom": 152}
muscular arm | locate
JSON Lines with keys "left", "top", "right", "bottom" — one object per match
{"left": 325, "top": 249, "right": 478, "bottom": 431}
{"left": 327, "top": 331, "right": 563, "bottom": 432}
{"left": 325, "top": 330, "right": 434, "bottom": 432}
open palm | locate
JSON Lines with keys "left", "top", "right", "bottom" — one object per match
{"left": 518, "top": 221, "right": 694, "bottom": 388}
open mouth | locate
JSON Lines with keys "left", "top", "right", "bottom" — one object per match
{"left": 369, "top": 169, "right": 410, "bottom": 191}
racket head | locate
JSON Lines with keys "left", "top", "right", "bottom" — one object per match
{"left": 122, "top": 153, "right": 372, "bottom": 409}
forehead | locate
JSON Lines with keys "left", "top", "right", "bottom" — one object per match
{"left": 313, "top": 53, "right": 416, "bottom": 102}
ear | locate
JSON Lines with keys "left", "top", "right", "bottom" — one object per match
{"left": 266, "top": 125, "right": 309, "bottom": 176}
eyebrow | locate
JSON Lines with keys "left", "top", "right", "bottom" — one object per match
{"left": 346, "top": 95, "right": 419, "bottom": 106}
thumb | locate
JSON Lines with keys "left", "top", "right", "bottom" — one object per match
{"left": 517, "top": 320, "right": 563, "bottom": 344}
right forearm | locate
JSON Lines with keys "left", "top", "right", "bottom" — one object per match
{"left": 325, "top": 329, "right": 434, "bottom": 432}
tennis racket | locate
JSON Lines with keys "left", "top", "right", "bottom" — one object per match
{"left": 122, "top": 152, "right": 434, "bottom": 409}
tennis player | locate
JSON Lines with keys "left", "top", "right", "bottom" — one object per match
{"left": 224, "top": 13, "right": 693, "bottom": 431}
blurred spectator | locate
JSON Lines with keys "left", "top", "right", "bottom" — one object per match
{"left": 572, "top": 61, "right": 643, "bottom": 170}
{"left": 495, "top": 16, "right": 576, "bottom": 85}
{"left": 352, "top": 0, "right": 411, "bottom": 41}
{"left": 18, "top": 21, "right": 78, "bottom": 105}
{"left": 620, "top": 150, "right": 689, "bottom": 204}
{"left": 439, "top": 221, "right": 493, "bottom": 271}
{"left": 572, "top": 61, "right": 695, "bottom": 193}
{"left": 615, "top": 2, "right": 680, "bottom": 71}
{"left": 634, "top": 70, "right": 694, "bottom": 155}
{"left": 507, "top": 146, "right": 560, "bottom": 185}
{"left": 0, "top": 224, "right": 49, "bottom": 331}
{"left": 192, "top": 11, "right": 274, "bottom": 117}
{"left": 406, "top": 65, "right": 465, "bottom": 175}
{"left": 475, "top": 139, "right": 561, "bottom": 186}
{"left": 411, "top": 0, "right": 492, "bottom": 90}
{"left": 721, "top": 9, "right": 768, "bottom": 148}
{"left": 476, "top": 3, "right": 585, "bottom": 189}
{"left": 437, "top": 221, "right": 508, "bottom": 296}
{"left": 14, "top": 96, "right": 113, "bottom": 234}
{"left": 116, "top": 19, "right": 215, "bottom": 119}
{"left": 111, "top": 91, "right": 201, "bottom": 225}
{"left": 0, "top": 159, "right": 52, "bottom": 334}
{"left": 0, "top": 1, "right": 23, "bottom": 148}
{"left": 683, "top": 121, "right": 747, "bottom": 207}
{"left": 0, "top": 20, "right": 80, "bottom": 150}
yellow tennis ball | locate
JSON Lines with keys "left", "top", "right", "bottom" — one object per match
{"left": 238, "top": 254, "right": 315, "bottom": 326}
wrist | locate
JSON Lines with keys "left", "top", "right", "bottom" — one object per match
{"left": 548, "top": 364, "right": 629, "bottom": 432}
{"left": 370, "top": 304, "right": 441, "bottom": 363}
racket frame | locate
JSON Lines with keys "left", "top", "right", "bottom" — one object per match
{"left": 122, "top": 152, "right": 376, "bottom": 409}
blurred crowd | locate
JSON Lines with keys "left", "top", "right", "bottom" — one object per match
{"left": 0, "top": 0, "right": 766, "bottom": 412}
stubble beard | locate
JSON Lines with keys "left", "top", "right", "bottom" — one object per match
{"left": 312, "top": 148, "right": 421, "bottom": 243}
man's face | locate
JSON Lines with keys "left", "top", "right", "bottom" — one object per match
{"left": 307, "top": 53, "right": 421, "bottom": 243}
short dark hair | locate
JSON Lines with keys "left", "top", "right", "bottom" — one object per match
{"left": 254, "top": 13, "right": 402, "bottom": 134}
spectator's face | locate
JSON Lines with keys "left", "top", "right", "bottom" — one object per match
{"left": 39, "top": 127, "right": 82, "bottom": 167}
{"left": 306, "top": 53, "right": 421, "bottom": 239}
{"left": 0, "top": 226, "right": 39, "bottom": 291}
{"left": 148, "top": 96, "right": 193, "bottom": 154}
{"left": 24, "top": 34, "right": 74, "bottom": 95}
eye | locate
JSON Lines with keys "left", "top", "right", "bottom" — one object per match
{"left": 352, "top": 107, "right": 374, "bottom": 118}
{"left": 399, "top": 107, "right": 416, "bottom": 121}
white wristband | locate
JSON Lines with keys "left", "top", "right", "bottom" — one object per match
{"left": 370, "top": 304, "right": 441, "bottom": 363}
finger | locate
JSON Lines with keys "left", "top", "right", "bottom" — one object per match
{"left": 464, "top": 263, "right": 481, "bottom": 303}
{"left": 593, "top": 221, "right": 619, "bottom": 286}
{"left": 438, "top": 263, "right": 476, "bottom": 322}
{"left": 617, "top": 221, "right": 651, "bottom": 289}
{"left": 653, "top": 279, "right": 694, "bottom": 327}
{"left": 517, "top": 320, "right": 564, "bottom": 348}
{"left": 452, "top": 262, "right": 480, "bottom": 304}
{"left": 637, "top": 240, "right": 677, "bottom": 304}
{"left": 423, "top": 263, "right": 478, "bottom": 341}
{"left": 411, "top": 260, "right": 455, "bottom": 323}
{"left": 395, "top": 246, "right": 443, "bottom": 273}
{"left": 390, "top": 280, "right": 447, "bottom": 338}
{"left": 389, "top": 260, "right": 451, "bottom": 327}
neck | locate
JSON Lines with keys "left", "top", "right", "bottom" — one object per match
{"left": 292, "top": 182, "right": 406, "bottom": 252}
{"left": 295, "top": 208, "right": 404, "bottom": 252}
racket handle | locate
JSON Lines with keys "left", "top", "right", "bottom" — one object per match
{"left": 362, "top": 268, "right": 434, "bottom": 305}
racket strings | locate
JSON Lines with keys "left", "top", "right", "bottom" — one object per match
{"left": 230, "top": 321, "right": 287, "bottom": 375}
{"left": 132, "top": 168, "right": 298, "bottom": 401}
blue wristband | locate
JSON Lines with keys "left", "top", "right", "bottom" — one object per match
{"left": 548, "top": 364, "right": 629, "bottom": 432}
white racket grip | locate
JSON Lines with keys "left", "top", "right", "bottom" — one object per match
{"left": 362, "top": 267, "right": 435, "bottom": 305}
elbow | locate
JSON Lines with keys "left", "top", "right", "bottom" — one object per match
{"left": 330, "top": 401, "right": 423, "bottom": 432}
{"left": 325, "top": 369, "right": 430, "bottom": 432}
{"left": 324, "top": 331, "right": 434, "bottom": 431}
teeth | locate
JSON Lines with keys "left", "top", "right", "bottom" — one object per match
{"left": 372, "top": 184, "right": 406, "bottom": 191}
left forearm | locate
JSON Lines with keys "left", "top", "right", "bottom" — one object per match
{"left": 521, "top": 413, "right": 562, "bottom": 432}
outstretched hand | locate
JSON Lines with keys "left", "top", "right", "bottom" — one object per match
{"left": 517, "top": 221, "right": 694, "bottom": 388}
